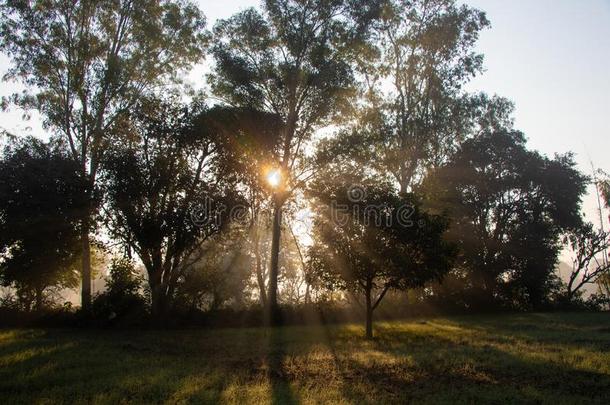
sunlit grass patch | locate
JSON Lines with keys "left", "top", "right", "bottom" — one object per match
{"left": 0, "top": 312, "right": 609, "bottom": 404}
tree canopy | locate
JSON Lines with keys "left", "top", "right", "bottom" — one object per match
{"left": 0, "top": 136, "right": 86, "bottom": 310}
{"left": 308, "top": 176, "right": 455, "bottom": 337}
{"left": 0, "top": 0, "right": 209, "bottom": 309}
{"left": 420, "top": 130, "right": 588, "bottom": 309}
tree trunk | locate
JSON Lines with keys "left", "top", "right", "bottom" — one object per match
{"left": 80, "top": 216, "right": 92, "bottom": 312}
{"left": 254, "top": 228, "right": 267, "bottom": 308}
{"left": 304, "top": 282, "right": 311, "bottom": 305}
{"left": 149, "top": 270, "right": 166, "bottom": 320}
{"left": 35, "top": 286, "right": 43, "bottom": 312}
{"left": 256, "top": 257, "right": 268, "bottom": 308}
{"left": 365, "top": 280, "right": 374, "bottom": 339}
{"left": 267, "top": 200, "right": 282, "bottom": 325}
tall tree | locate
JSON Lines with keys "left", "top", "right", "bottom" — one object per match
{"left": 209, "top": 0, "right": 377, "bottom": 322}
{"left": 353, "top": 0, "right": 490, "bottom": 192}
{"left": 0, "top": 136, "right": 86, "bottom": 311}
{"left": 100, "top": 99, "right": 238, "bottom": 318}
{"left": 203, "top": 106, "right": 284, "bottom": 308}
{"left": 420, "top": 130, "right": 588, "bottom": 309}
{"left": 308, "top": 178, "right": 454, "bottom": 338}
{"left": 0, "top": 0, "right": 208, "bottom": 310}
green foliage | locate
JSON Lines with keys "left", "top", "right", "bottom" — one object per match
{"left": 351, "top": 0, "right": 492, "bottom": 192}
{"left": 91, "top": 257, "right": 147, "bottom": 321}
{"left": 173, "top": 227, "right": 253, "bottom": 312}
{"left": 0, "top": 136, "right": 86, "bottom": 311}
{"left": 420, "top": 130, "right": 588, "bottom": 309}
{"left": 309, "top": 180, "right": 454, "bottom": 290}
{"left": 210, "top": 1, "right": 362, "bottom": 126}
{"left": 0, "top": 0, "right": 208, "bottom": 170}
{"left": 100, "top": 97, "right": 243, "bottom": 317}
{"left": 209, "top": 0, "right": 378, "bottom": 317}
{"left": 0, "top": 0, "right": 600, "bottom": 321}
{"left": 208, "top": 0, "right": 382, "bottom": 193}
{"left": 0, "top": 0, "right": 210, "bottom": 309}
{"left": 308, "top": 175, "right": 455, "bottom": 336}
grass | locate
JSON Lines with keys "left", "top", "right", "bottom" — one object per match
{"left": 1, "top": 312, "right": 609, "bottom": 404}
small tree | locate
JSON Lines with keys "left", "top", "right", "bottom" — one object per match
{"left": 91, "top": 257, "right": 146, "bottom": 320}
{"left": 308, "top": 179, "right": 455, "bottom": 338}
{"left": 565, "top": 223, "right": 610, "bottom": 301}
{"left": 0, "top": 136, "right": 86, "bottom": 311}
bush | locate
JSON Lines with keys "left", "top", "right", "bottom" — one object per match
{"left": 90, "top": 258, "right": 148, "bottom": 324}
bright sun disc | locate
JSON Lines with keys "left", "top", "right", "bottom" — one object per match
{"left": 267, "top": 169, "right": 281, "bottom": 188}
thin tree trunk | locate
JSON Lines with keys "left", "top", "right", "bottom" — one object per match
{"left": 256, "top": 255, "right": 268, "bottom": 308}
{"left": 267, "top": 200, "right": 282, "bottom": 325}
{"left": 288, "top": 222, "right": 310, "bottom": 305}
{"left": 81, "top": 216, "right": 91, "bottom": 312}
{"left": 365, "top": 283, "right": 373, "bottom": 339}
{"left": 304, "top": 283, "right": 311, "bottom": 305}
{"left": 147, "top": 261, "right": 167, "bottom": 320}
{"left": 35, "top": 286, "right": 43, "bottom": 312}
{"left": 254, "top": 228, "right": 267, "bottom": 308}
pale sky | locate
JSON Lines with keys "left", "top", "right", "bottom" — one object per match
{"left": 1, "top": 0, "right": 609, "bottom": 229}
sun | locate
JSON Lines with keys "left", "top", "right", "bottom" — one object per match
{"left": 266, "top": 168, "right": 282, "bottom": 188}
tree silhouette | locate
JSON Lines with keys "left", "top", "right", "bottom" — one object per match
{"left": 0, "top": 136, "right": 86, "bottom": 311}
{"left": 308, "top": 178, "right": 455, "bottom": 338}
{"left": 209, "top": 0, "right": 378, "bottom": 323}
{"left": 100, "top": 98, "right": 239, "bottom": 318}
{"left": 0, "top": 0, "right": 208, "bottom": 310}
{"left": 421, "top": 130, "right": 587, "bottom": 309}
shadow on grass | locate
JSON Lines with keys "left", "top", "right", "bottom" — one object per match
{"left": 365, "top": 320, "right": 610, "bottom": 403}
{"left": 266, "top": 327, "right": 299, "bottom": 405}
{"left": 1, "top": 313, "right": 609, "bottom": 404}
{"left": 0, "top": 329, "right": 228, "bottom": 403}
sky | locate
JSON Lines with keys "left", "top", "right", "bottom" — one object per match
{"left": 1, "top": 0, "right": 609, "bottom": 234}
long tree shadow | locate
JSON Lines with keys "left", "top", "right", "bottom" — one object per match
{"left": 266, "top": 326, "right": 300, "bottom": 405}
{"left": 0, "top": 328, "right": 228, "bottom": 403}
{"left": 366, "top": 320, "right": 610, "bottom": 403}
{"left": 2, "top": 316, "right": 609, "bottom": 403}
{"left": 313, "top": 318, "right": 610, "bottom": 403}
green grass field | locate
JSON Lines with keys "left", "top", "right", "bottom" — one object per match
{"left": 1, "top": 312, "right": 609, "bottom": 404}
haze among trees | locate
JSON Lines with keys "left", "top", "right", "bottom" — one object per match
{"left": 1, "top": 0, "right": 609, "bottom": 340}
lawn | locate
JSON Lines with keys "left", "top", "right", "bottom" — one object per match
{"left": 1, "top": 312, "right": 609, "bottom": 404}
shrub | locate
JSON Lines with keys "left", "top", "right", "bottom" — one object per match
{"left": 91, "top": 258, "right": 148, "bottom": 323}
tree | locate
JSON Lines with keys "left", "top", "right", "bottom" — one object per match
{"left": 0, "top": 136, "right": 86, "bottom": 311}
{"left": 91, "top": 257, "right": 147, "bottom": 321}
{"left": 174, "top": 228, "right": 252, "bottom": 312}
{"left": 203, "top": 106, "right": 284, "bottom": 308}
{"left": 308, "top": 178, "right": 455, "bottom": 338}
{"left": 565, "top": 223, "right": 610, "bottom": 301}
{"left": 420, "top": 130, "right": 588, "bottom": 309}
{"left": 351, "top": 0, "right": 491, "bottom": 193}
{"left": 0, "top": 0, "right": 208, "bottom": 310}
{"left": 100, "top": 98, "right": 238, "bottom": 318}
{"left": 209, "top": 0, "right": 377, "bottom": 322}
{"left": 597, "top": 170, "right": 610, "bottom": 210}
